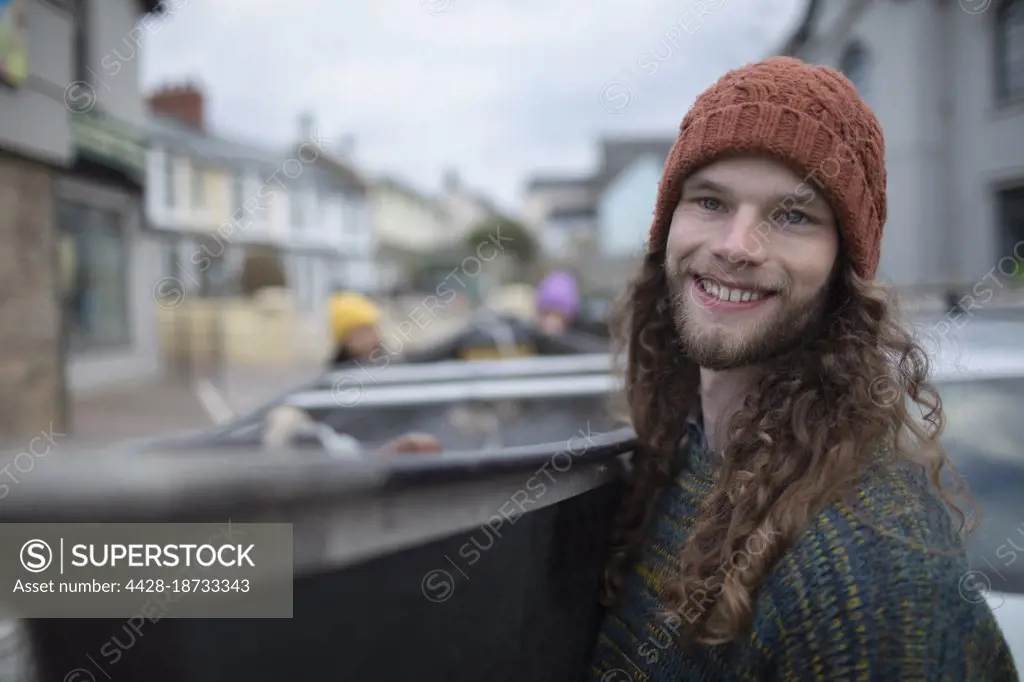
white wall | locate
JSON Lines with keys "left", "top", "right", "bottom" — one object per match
{"left": 344, "top": 197, "right": 377, "bottom": 292}
{"left": 856, "top": 0, "right": 943, "bottom": 287}
{"left": 146, "top": 144, "right": 283, "bottom": 253}
{"left": 323, "top": 193, "right": 344, "bottom": 249}
{"left": 444, "top": 188, "right": 491, "bottom": 241}
{"left": 794, "top": 0, "right": 937, "bottom": 286}
{"left": 0, "top": 0, "right": 73, "bottom": 164}
{"left": 948, "top": 1, "right": 1024, "bottom": 279}
{"left": 86, "top": 0, "right": 148, "bottom": 128}
{"left": 789, "top": 0, "right": 1024, "bottom": 288}
{"left": 144, "top": 146, "right": 206, "bottom": 227}
{"left": 278, "top": 182, "right": 378, "bottom": 340}
{"left": 372, "top": 184, "right": 450, "bottom": 252}
{"left": 228, "top": 168, "right": 274, "bottom": 243}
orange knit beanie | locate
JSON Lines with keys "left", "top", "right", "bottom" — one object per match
{"left": 648, "top": 56, "right": 887, "bottom": 279}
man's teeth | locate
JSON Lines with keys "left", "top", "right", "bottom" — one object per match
{"left": 698, "top": 279, "right": 766, "bottom": 302}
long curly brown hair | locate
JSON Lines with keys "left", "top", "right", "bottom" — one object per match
{"left": 599, "top": 244, "right": 974, "bottom": 645}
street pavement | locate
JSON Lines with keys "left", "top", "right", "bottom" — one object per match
{"left": 69, "top": 365, "right": 327, "bottom": 446}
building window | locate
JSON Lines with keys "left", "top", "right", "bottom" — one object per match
{"left": 345, "top": 199, "right": 360, "bottom": 237}
{"left": 290, "top": 192, "right": 305, "bottom": 229}
{"left": 199, "top": 258, "right": 228, "bottom": 296}
{"left": 163, "top": 242, "right": 180, "bottom": 282}
{"left": 191, "top": 235, "right": 227, "bottom": 297}
{"left": 997, "top": 185, "right": 1024, "bottom": 284}
{"left": 340, "top": 199, "right": 351, "bottom": 238}
{"left": 164, "top": 153, "right": 175, "bottom": 208}
{"left": 57, "top": 200, "right": 131, "bottom": 352}
{"left": 839, "top": 41, "right": 870, "bottom": 101}
{"left": 232, "top": 173, "right": 245, "bottom": 214}
{"left": 290, "top": 255, "right": 308, "bottom": 310}
{"left": 304, "top": 258, "right": 316, "bottom": 310}
{"left": 191, "top": 163, "right": 206, "bottom": 208}
{"left": 72, "top": 0, "right": 88, "bottom": 86}
{"left": 996, "top": 0, "right": 1024, "bottom": 102}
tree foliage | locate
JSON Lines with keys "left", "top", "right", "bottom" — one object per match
{"left": 463, "top": 215, "right": 537, "bottom": 265}
{"left": 239, "top": 245, "right": 287, "bottom": 296}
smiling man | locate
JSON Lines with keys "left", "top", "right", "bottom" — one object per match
{"left": 588, "top": 57, "right": 1017, "bottom": 680}
{"left": 668, "top": 155, "right": 839, "bottom": 379}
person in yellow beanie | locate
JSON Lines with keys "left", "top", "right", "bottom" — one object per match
{"left": 321, "top": 291, "right": 442, "bottom": 454}
{"left": 329, "top": 292, "right": 383, "bottom": 366}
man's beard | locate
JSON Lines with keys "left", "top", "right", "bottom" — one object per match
{"left": 667, "top": 274, "right": 830, "bottom": 371}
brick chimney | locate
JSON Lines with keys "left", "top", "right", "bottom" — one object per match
{"left": 147, "top": 82, "right": 205, "bottom": 131}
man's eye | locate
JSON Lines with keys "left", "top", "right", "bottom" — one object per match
{"left": 696, "top": 197, "right": 722, "bottom": 211}
{"left": 779, "top": 210, "right": 810, "bottom": 225}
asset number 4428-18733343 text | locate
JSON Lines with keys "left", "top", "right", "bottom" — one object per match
{"left": 124, "top": 578, "right": 250, "bottom": 593}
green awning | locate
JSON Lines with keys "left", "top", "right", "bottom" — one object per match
{"left": 70, "top": 112, "right": 147, "bottom": 181}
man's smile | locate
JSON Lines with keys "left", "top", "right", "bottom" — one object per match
{"left": 691, "top": 275, "right": 779, "bottom": 310}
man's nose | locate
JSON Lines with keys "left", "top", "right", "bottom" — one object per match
{"left": 709, "top": 207, "right": 767, "bottom": 268}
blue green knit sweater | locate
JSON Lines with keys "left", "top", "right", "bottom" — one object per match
{"left": 588, "top": 424, "right": 1019, "bottom": 681}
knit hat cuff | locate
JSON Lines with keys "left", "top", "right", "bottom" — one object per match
{"left": 648, "top": 102, "right": 882, "bottom": 279}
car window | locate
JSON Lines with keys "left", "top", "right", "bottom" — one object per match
{"left": 939, "top": 377, "right": 1024, "bottom": 594}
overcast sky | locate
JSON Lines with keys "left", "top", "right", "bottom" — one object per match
{"left": 141, "top": 0, "right": 805, "bottom": 212}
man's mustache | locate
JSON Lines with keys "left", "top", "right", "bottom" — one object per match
{"left": 673, "top": 261, "right": 788, "bottom": 295}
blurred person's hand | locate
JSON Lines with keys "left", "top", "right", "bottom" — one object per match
{"left": 264, "top": 406, "right": 441, "bottom": 457}
{"left": 376, "top": 433, "right": 443, "bottom": 456}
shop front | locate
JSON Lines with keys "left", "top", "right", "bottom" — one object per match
{"left": 58, "top": 112, "right": 163, "bottom": 395}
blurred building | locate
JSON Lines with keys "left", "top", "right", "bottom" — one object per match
{"left": 0, "top": 0, "right": 163, "bottom": 430}
{"left": 145, "top": 92, "right": 376, "bottom": 361}
{"left": 146, "top": 86, "right": 286, "bottom": 298}
{"left": 523, "top": 175, "right": 596, "bottom": 263}
{"left": 593, "top": 138, "right": 673, "bottom": 261}
{"left": 371, "top": 175, "right": 454, "bottom": 292}
{"left": 439, "top": 169, "right": 524, "bottom": 297}
{"left": 780, "top": 0, "right": 1024, "bottom": 295}
{"left": 523, "top": 137, "right": 673, "bottom": 296}
{"left": 441, "top": 168, "right": 506, "bottom": 240}
{"left": 289, "top": 113, "right": 377, "bottom": 299}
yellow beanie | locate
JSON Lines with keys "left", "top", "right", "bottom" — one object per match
{"left": 329, "top": 292, "right": 381, "bottom": 345}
